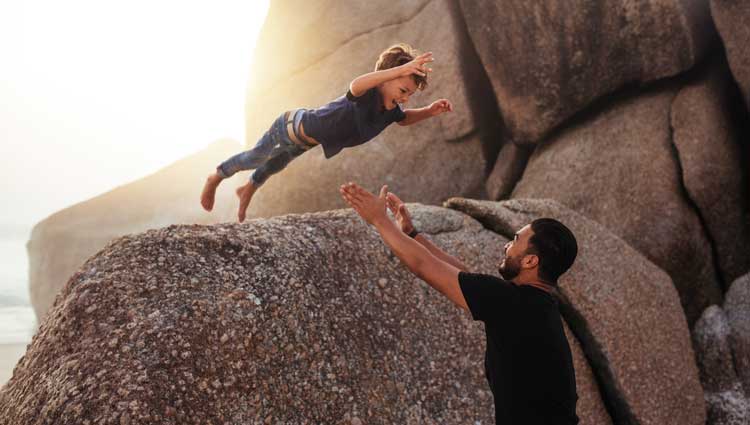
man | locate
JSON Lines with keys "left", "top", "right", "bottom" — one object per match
{"left": 339, "top": 183, "right": 580, "bottom": 425}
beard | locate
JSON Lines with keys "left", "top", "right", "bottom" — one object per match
{"left": 498, "top": 253, "right": 522, "bottom": 280}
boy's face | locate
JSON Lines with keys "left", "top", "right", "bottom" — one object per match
{"left": 379, "top": 76, "right": 418, "bottom": 110}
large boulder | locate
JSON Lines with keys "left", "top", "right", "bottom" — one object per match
{"left": 446, "top": 197, "right": 706, "bottom": 425}
{"left": 243, "top": 0, "right": 497, "bottom": 219}
{"left": 671, "top": 59, "right": 750, "bottom": 285}
{"left": 711, "top": 0, "right": 750, "bottom": 109}
{"left": 511, "top": 82, "right": 723, "bottom": 325}
{"left": 459, "top": 0, "right": 716, "bottom": 143}
{"left": 27, "top": 139, "right": 240, "bottom": 321}
{"left": 2, "top": 206, "right": 616, "bottom": 423}
{"left": 693, "top": 305, "right": 750, "bottom": 425}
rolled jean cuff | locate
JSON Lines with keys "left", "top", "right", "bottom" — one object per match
{"left": 250, "top": 172, "right": 265, "bottom": 187}
{"left": 216, "top": 165, "right": 229, "bottom": 179}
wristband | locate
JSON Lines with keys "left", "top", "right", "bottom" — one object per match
{"left": 408, "top": 229, "right": 419, "bottom": 239}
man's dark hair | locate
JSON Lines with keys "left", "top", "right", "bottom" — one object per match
{"left": 526, "top": 218, "right": 578, "bottom": 284}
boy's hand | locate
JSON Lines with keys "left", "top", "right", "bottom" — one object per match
{"left": 400, "top": 52, "right": 434, "bottom": 78}
{"left": 386, "top": 193, "right": 415, "bottom": 234}
{"left": 340, "top": 182, "right": 390, "bottom": 226}
{"left": 428, "top": 99, "right": 453, "bottom": 116}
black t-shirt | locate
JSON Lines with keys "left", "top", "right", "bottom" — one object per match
{"left": 458, "top": 272, "right": 579, "bottom": 425}
{"left": 300, "top": 88, "right": 406, "bottom": 159}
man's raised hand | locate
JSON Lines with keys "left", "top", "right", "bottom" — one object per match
{"left": 386, "top": 192, "right": 415, "bottom": 234}
{"left": 339, "top": 182, "right": 390, "bottom": 226}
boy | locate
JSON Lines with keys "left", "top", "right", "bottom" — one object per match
{"left": 201, "top": 43, "right": 453, "bottom": 222}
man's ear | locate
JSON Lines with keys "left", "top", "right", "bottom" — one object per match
{"left": 522, "top": 254, "right": 539, "bottom": 269}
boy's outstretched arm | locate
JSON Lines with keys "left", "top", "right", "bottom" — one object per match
{"left": 398, "top": 99, "right": 453, "bottom": 126}
{"left": 349, "top": 52, "right": 433, "bottom": 96}
{"left": 339, "top": 182, "right": 469, "bottom": 312}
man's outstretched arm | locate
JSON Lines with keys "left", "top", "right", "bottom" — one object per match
{"left": 340, "top": 183, "right": 469, "bottom": 311}
{"left": 385, "top": 193, "right": 468, "bottom": 272}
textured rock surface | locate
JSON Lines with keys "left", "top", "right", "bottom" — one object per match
{"left": 243, "top": 0, "right": 495, "bottom": 219}
{"left": 671, "top": 60, "right": 750, "bottom": 285}
{"left": 711, "top": 0, "right": 750, "bottom": 109}
{"left": 3, "top": 205, "right": 620, "bottom": 424}
{"left": 459, "top": 0, "right": 716, "bottom": 143}
{"left": 511, "top": 83, "right": 723, "bottom": 325}
{"left": 693, "top": 305, "right": 750, "bottom": 425}
{"left": 485, "top": 142, "right": 532, "bottom": 201}
{"left": 27, "top": 139, "right": 241, "bottom": 321}
{"left": 446, "top": 197, "right": 705, "bottom": 425}
{"left": 461, "top": 0, "right": 715, "bottom": 143}
{"left": 725, "top": 273, "right": 750, "bottom": 395}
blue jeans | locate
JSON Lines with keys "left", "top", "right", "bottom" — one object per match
{"left": 217, "top": 111, "right": 307, "bottom": 186}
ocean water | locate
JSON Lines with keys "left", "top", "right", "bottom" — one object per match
{"left": 0, "top": 237, "right": 37, "bottom": 344}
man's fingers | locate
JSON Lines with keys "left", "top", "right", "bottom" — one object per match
{"left": 386, "top": 197, "right": 398, "bottom": 214}
{"left": 387, "top": 192, "right": 405, "bottom": 205}
{"left": 340, "top": 185, "right": 362, "bottom": 207}
{"left": 342, "top": 183, "right": 366, "bottom": 201}
{"left": 379, "top": 185, "right": 388, "bottom": 199}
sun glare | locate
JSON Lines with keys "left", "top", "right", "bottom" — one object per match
{"left": 1, "top": 0, "right": 269, "bottom": 227}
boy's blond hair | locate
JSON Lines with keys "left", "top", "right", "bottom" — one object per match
{"left": 375, "top": 43, "right": 428, "bottom": 90}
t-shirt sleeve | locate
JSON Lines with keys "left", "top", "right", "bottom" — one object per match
{"left": 346, "top": 88, "right": 373, "bottom": 104}
{"left": 458, "top": 272, "right": 517, "bottom": 322}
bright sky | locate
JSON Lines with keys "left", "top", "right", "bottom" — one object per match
{"left": 0, "top": 0, "right": 269, "bottom": 231}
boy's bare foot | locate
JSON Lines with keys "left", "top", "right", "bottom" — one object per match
{"left": 201, "top": 172, "right": 224, "bottom": 211}
{"left": 235, "top": 182, "right": 259, "bottom": 222}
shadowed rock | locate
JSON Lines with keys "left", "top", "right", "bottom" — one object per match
{"left": 445, "top": 197, "right": 705, "bottom": 425}
{"left": 485, "top": 142, "right": 532, "bottom": 201}
{"left": 693, "top": 305, "right": 750, "bottom": 425}
{"left": 27, "top": 139, "right": 241, "bottom": 321}
{"left": 725, "top": 273, "right": 750, "bottom": 395}
{"left": 711, "top": 0, "right": 750, "bottom": 109}
{"left": 562, "top": 323, "right": 613, "bottom": 425}
{"left": 671, "top": 58, "right": 750, "bottom": 286}
{"left": 459, "top": 0, "right": 716, "bottom": 143}
{"left": 511, "top": 83, "right": 722, "bottom": 325}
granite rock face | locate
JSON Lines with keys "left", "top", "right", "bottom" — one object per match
{"left": 510, "top": 83, "right": 723, "bottom": 325}
{"left": 27, "top": 139, "right": 241, "bottom": 321}
{"left": 5, "top": 203, "right": 623, "bottom": 424}
{"left": 671, "top": 60, "right": 750, "bottom": 286}
{"left": 459, "top": 0, "right": 716, "bottom": 143}
{"left": 446, "top": 197, "right": 705, "bottom": 425}
{"left": 243, "top": 0, "right": 497, "bottom": 219}
{"left": 5, "top": 207, "right": 511, "bottom": 424}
